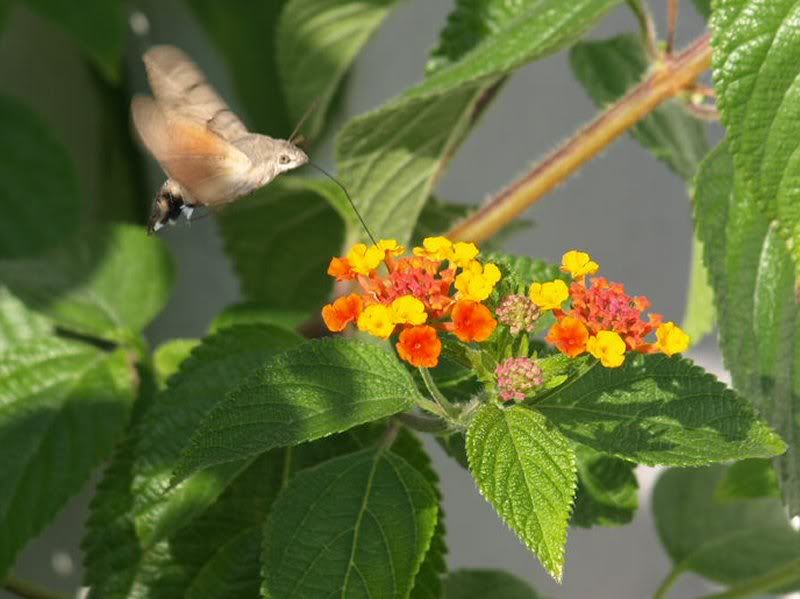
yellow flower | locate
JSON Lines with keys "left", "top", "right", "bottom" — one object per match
{"left": 390, "top": 295, "right": 427, "bottom": 325}
{"left": 413, "top": 236, "right": 453, "bottom": 261}
{"left": 357, "top": 304, "right": 395, "bottom": 339}
{"left": 450, "top": 242, "right": 479, "bottom": 267}
{"left": 347, "top": 243, "right": 385, "bottom": 275}
{"left": 378, "top": 239, "right": 405, "bottom": 256}
{"left": 656, "top": 322, "right": 690, "bottom": 356}
{"left": 455, "top": 261, "right": 501, "bottom": 301}
{"left": 587, "top": 331, "right": 626, "bottom": 368}
{"left": 561, "top": 250, "right": 599, "bottom": 279}
{"left": 529, "top": 279, "right": 569, "bottom": 311}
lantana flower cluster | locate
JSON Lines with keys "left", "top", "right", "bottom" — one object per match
{"left": 322, "top": 237, "right": 500, "bottom": 368}
{"left": 540, "top": 250, "right": 690, "bottom": 368}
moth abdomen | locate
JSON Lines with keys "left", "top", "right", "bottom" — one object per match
{"left": 148, "top": 179, "right": 190, "bottom": 234}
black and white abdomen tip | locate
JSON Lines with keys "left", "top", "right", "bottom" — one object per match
{"left": 147, "top": 179, "right": 195, "bottom": 234}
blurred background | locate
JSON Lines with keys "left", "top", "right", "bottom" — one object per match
{"left": 0, "top": 1, "right": 727, "bottom": 597}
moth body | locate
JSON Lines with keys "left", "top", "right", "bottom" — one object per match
{"left": 132, "top": 45, "right": 308, "bottom": 233}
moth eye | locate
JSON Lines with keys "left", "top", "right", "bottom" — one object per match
{"left": 279, "top": 154, "right": 291, "bottom": 164}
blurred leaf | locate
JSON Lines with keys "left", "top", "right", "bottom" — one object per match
{"left": 467, "top": 404, "right": 576, "bottom": 581}
{"left": 208, "top": 302, "right": 308, "bottom": 334}
{"left": 569, "top": 33, "right": 708, "bottom": 180}
{"left": 173, "top": 338, "right": 421, "bottom": 483}
{"left": 218, "top": 177, "right": 344, "bottom": 311}
{"left": 715, "top": 458, "right": 781, "bottom": 503}
{"left": 0, "top": 225, "right": 174, "bottom": 341}
{"left": 712, "top": 1, "right": 800, "bottom": 280}
{"left": 262, "top": 447, "right": 438, "bottom": 599}
{"left": 83, "top": 325, "right": 302, "bottom": 596}
{"left": 681, "top": 236, "right": 715, "bottom": 345}
{"left": 694, "top": 143, "right": 800, "bottom": 515}
{"left": 187, "top": 0, "right": 292, "bottom": 136}
{"left": 571, "top": 445, "right": 638, "bottom": 528}
{"left": 152, "top": 338, "right": 200, "bottom": 385}
{"left": 278, "top": 0, "right": 402, "bottom": 141}
{"left": 22, "top": 0, "right": 124, "bottom": 81}
{"left": 0, "top": 287, "right": 51, "bottom": 351}
{"left": 437, "top": 432, "right": 469, "bottom": 470}
{"left": 535, "top": 353, "right": 785, "bottom": 466}
{"left": 444, "top": 569, "right": 541, "bottom": 599}
{"left": 412, "top": 198, "right": 473, "bottom": 245}
{"left": 0, "top": 338, "right": 134, "bottom": 578}
{"left": 0, "top": 94, "right": 80, "bottom": 258}
{"left": 691, "top": 0, "right": 711, "bottom": 18}
{"left": 654, "top": 465, "right": 800, "bottom": 591}
{"left": 337, "top": 0, "right": 623, "bottom": 243}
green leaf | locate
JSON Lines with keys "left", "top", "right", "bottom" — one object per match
{"left": 391, "top": 430, "right": 448, "bottom": 599}
{"left": 535, "top": 353, "right": 786, "bottom": 466}
{"left": 0, "top": 94, "right": 80, "bottom": 258}
{"left": 218, "top": 177, "right": 344, "bottom": 310}
{"left": 691, "top": 0, "right": 711, "bottom": 18}
{"left": 83, "top": 327, "right": 302, "bottom": 597}
{"left": 681, "top": 236, "right": 715, "bottom": 346}
{"left": 570, "top": 33, "right": 709, "bottom": 180}
{"left": 571, "top": 445, "right": 638, "bottom": 528}
{"left": 278, "top": 0, "right": 402, "bottom": 141}
{"left": 466, "top": 404, "right": 576, "bottom": 581}
{"left": 694, "top": 143, "right": 800, "bottom": 515}
{"left": 187, "top": 0, "right": 292, "bottom": 137}
{"left": 133, "top": 326, "right": 301, "bottom": 548}
{"left": 208, "top": 302, "right": 308, "bottom": 334}
{"left": 654, "top": 465, "right": 800, "bottom": 590}
{"left": 0, "top": 225, "right": 174, "bottom": 340}
{"left": 712, "top": 1, "right": 800, "bottom": 273}
{"left": 152, "top": 338, "right": 200, "bottom": 385}
{"left": 444, "top": 569, "right": 541, "bottom": 599}
{"left": 262, "top": 447, "right": 438, "bottom": 599}
{"left": 412, "top": 198, "right": 473, "bottom": 245}
{"left": 0, "top": 338, "right": 135, "bottom": 578}
{"left": 22, "top": 0, "right": 124, "bottom": 81}
{"left": 0, "top": 287, "right": 50, "bottom": 351}
{"left": 337, "top": 0, "right": 623, "bottom": 243}
{"left": 488, "top": 253, "right": 564, "bottom": 298}
{"left": 173, "top": 338, "right": 421, "bottom": 484}
{"left": 715, "top": 459, "right": 781, "bottom": 503}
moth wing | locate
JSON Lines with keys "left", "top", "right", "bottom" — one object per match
{"left": 131, "top": 96, "right": 252, "bottom": 206}
{"left": 143, "top": 44, "right": 249, "bottom": 142}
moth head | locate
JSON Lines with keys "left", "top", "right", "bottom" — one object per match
{"left": 275, "top": 140, "right": 309, "bottom": 173}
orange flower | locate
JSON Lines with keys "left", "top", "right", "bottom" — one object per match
{"left": 327, "top": 257, "right": 355, "bottom": 281}
{"left": 321, "top": 294, "right": 363, "bottom": 332}
{"left": 396, "top": 325, "right": 442, "bottom": 367}
{"left": 451, "top": 300, "right": 497, "bottom": 342}
{"left": 547, "top": 316, "right": 589, "bottom": 357}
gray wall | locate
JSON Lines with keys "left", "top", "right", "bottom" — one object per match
{"left": 2, "top": 2, "right": 727, "bottom": 597}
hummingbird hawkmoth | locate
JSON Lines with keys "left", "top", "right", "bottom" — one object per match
{"left": 132, "top": 45, "right": 311, "bottom": 233}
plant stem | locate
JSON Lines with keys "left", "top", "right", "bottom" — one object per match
{"left": 447, "top": 32, "right": 713, "bottom": 244}
{"left": 3, "top": 576, "right": 70, "bottom": 599}
{"left": 626, "top": 0, "right": 659, "bottom": 59}
{"left": 418, "top": 367, "right": 458, "bottom": 418}
{"left": 696, "top": 558, "right": 800, "bottom": 599}
{"left": 397, "top": 411, "right": 451, "bottom": 434}
{"left": 652, "top": 566, "right": 686, "bottom": 599}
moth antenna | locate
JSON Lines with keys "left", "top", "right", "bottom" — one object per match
{"left": 308, "top": 161, "right": 377, "bottom": 246}
{"left": 289, "top": 98, "right": 321, "bottom": 145}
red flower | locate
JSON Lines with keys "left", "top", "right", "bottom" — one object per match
{"left": 546, "top": 316, "right": 589, "bottom": 357}
{"left": 450, "top": 300, "right": 497, "bottom": 342}
{"left": 567, "top": 277, "right": 661, "bottom": 351}
{"left": 322, "top": 294, "right": 363, "bottom": 332}
{"left": 396, "top": 325, "right": 442, "bottom": 367}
